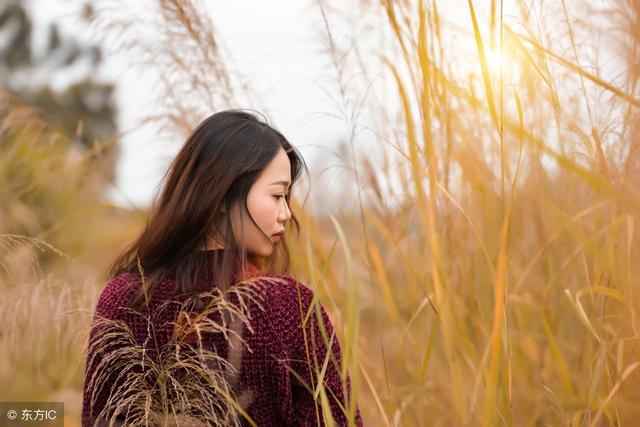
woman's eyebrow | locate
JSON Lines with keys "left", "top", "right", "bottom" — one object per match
{"left": 270, "top": 180, "right": 291, "bottom": 188}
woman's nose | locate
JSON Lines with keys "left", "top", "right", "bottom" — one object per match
{"left": 278, "top": 199, "right": 292, "bottom": 222}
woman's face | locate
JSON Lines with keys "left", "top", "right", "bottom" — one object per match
{"left": 209, "top": 146, "right": 292, "bottom": 256}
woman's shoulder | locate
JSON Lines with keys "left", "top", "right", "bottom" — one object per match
{"left": 93, "top": 272, "right": 139, "bottom": 317}
{"left": 245, "top": 273, "right": 329, "bottom": 330}
{"left": 248, "top": 272, "right": 316, "bottom": 305}
{"left": 246, "top": 273, "right": 338, "bottom": 358}
{"left": 103, "top": 271, "right": 138, "bottom": 295}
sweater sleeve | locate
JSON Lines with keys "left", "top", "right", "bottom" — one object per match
{"left": 81, "top": 275, "right": 136, "bottom": 427}
{"left": 266, "top": 276, "right": 364, "bottom": 427}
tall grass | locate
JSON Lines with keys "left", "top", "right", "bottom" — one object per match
{"left": 286, "top": 0, "right": 640, "bottom": 425}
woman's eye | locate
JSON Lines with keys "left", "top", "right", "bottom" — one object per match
{"left": 274, "top": 195, "right": 285, "bottom": 200}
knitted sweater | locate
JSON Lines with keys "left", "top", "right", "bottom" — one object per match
{"left": 82, "top": 249, "right": 364, "bottom": 426}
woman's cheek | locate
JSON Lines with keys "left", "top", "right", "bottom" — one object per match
{"left": 251, "top": 198, "right": 271, "bottom": 227}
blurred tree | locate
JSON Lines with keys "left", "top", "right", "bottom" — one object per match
{"left": 0, "top": 0, "right": 119, "bottom": 185}
{"left": 0, "top": 0, "right": 125, "bottom": 269}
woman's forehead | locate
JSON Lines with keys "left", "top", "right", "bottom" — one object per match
{"left": 260, "top": 149, "right": 291, "bottom": 181}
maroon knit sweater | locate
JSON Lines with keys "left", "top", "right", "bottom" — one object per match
{"left": 82, "top": 249, "right": 363, "bottom": 426}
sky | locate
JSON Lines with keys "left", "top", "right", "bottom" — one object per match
{"left": 30, "top": 0, "right": 385, "bottom": 214}
{"left": 28, "top": 0, "right": 470, "bottom": 214}
{"left": 105, "top": 0, "right": 350, "bottom": 210}
{"left": 26, "top": 0, "right": 620, "bottom": 215}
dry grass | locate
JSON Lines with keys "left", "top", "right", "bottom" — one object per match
{"left": 285, "top": 0, "right": 640, "bottom": 425}
{"left": 84, "top": 273, "right": 272, "bottom": 426}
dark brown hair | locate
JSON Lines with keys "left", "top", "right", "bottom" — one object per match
{"left": 107, "top": 110, "right": 309, "bottom": 310}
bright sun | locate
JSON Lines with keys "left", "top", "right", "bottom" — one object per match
{"left": 484, "top": 44, "right": 521, "bottom": 84}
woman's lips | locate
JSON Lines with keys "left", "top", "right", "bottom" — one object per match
{"left": 271, "top": 233, "right": 283, "bottom": 242}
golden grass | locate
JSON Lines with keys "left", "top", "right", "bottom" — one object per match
{"left": 84, "top": 273, "right": 275, "bottom": 426}
{"left": 294, "top": 0, "right": 640, "bottom": 425}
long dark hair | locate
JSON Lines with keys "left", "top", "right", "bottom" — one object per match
{"left": 107, "top": 110, "right": 309, "bottom": 310}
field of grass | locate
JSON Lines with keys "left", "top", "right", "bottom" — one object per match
{"left": 1, "top": 0, "right": 639, "bottom": 425}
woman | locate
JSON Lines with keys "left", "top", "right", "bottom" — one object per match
{"left": 82, "top": 110, "right": 364, "bottom": 426}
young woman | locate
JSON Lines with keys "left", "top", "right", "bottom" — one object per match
{"left": 81, "top": 110, "right": 364, "bottom": 426}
